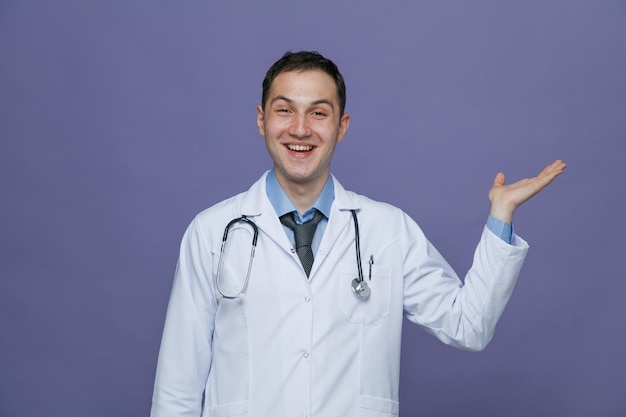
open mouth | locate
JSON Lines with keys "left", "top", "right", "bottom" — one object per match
{"left": 286, "top": 144, "right": 314, "bottom": 152}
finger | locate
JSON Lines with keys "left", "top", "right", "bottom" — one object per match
{"left": 528, "top": 162, "right": 566, "bottom": 194}
{"left": 552, "top": 160, "right": 567, "bottom": 174}
{"left": 538, "top": 160, "right": 567, "bottom": 181}
{"left": 541, "top": 160, "right": 567, "bottom": 176}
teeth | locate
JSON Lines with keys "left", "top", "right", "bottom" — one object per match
{"left": 287, "top": 144, "right": 313, "bottom": 152}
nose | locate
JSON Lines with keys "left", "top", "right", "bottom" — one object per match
{"left": 288, "top": 114, "right": 312, "bottom": 138}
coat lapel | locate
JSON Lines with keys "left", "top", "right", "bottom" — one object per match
{"left": 309, "top": 176, "right": 360, "bottom": 280}
{"left": 240, "top": 172, "right": 292, "bottom": 253}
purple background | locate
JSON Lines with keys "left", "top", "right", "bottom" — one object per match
{"left": 1, "top": 1, "right": 625, "bottom": 416}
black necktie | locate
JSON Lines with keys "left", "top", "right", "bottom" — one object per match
{"left": 280, "top": 210, "right": 324, "bottom": 277}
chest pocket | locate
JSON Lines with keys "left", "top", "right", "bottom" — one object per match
{"left": 337, "top": 262, "right": 392, "bottom": 325}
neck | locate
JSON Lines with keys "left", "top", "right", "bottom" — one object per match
{"left": 275, "top": 172, "right": 328, "bottom": 214}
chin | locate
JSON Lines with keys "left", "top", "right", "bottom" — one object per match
{"left": 281, "top": 170, "right": 316, "bottom": 184}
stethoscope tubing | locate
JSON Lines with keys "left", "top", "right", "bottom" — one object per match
{"left": 351, "top": 210, "right": 364, "bottom": 284}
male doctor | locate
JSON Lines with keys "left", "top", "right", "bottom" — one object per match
{"left": 151, "top": 51, "right": 566, "bottom": 417}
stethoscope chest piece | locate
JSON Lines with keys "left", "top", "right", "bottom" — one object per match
{"left": 352, "top": 278, "right": 371, "bottom": 300}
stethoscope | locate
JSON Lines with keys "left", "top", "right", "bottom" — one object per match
{"left": 215, "top": 210, "right": 371, "bottom": 300}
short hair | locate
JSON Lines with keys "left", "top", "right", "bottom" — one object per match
{"left": 261, "top": 51, "right": 347, "bottom": 116}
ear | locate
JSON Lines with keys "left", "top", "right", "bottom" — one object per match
{"left": 336, "top": 113, "right": 350, "bottom": 143}
{"left": 256, "top": 105, "right": 265, "bottom": 137}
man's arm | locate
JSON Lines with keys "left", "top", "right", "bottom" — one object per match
{"left": 403, "top": 160, "right": 566, "bottom": 350}
{"left": 488, "top": 159, "right": 567, "bottom": 224}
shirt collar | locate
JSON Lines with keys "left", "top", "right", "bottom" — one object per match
{"left": 266, "top": 169, "right": 334, "bottom": 222}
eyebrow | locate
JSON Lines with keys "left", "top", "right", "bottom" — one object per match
{"left": 271, "top": 95, "right": 335, "bottom": 109}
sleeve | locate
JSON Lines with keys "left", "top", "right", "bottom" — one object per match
{"left": 151, "top": 216, "right": 216, "bottom": 417}
{"left": 486, "top": 215, "right": 513, "bottom": 244}
{"left": 403, "top": 219, "right": 529, "bottom": 352}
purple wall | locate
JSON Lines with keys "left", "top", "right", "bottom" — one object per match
{"left": 1, "top": 1, "right": 625, "bottom": 416}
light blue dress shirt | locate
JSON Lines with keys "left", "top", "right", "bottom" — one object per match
{"left": 266, "top": 170, "right": 513, "bottom": 252}
{"left": 266, "top": 170, "right": 334, "bottom": 255}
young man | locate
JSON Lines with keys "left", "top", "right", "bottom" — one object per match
{"left": 151, "top": 51, "right": 566, "bottom": 417}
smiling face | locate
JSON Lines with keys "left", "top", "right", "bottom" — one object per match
{"left": 257, "top": 69, "right": 350, "bottom": 194}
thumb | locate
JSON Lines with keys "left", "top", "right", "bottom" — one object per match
{"left": 493, "top": 172, "right": 506, "bottom": 187}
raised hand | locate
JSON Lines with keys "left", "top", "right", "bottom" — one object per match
{"left": 488, "top": 160, "right": 567, "bottom": 223}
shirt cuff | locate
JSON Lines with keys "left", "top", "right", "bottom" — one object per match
{"left": 486, "top": 215, "right": 513, "bottom": 244}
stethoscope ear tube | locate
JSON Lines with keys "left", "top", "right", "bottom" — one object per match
{"left": 222, "top": 216, "right": 259, "bottom": 247}
{"left": 216, "top": 216, "right": 259, "bottom": 299}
